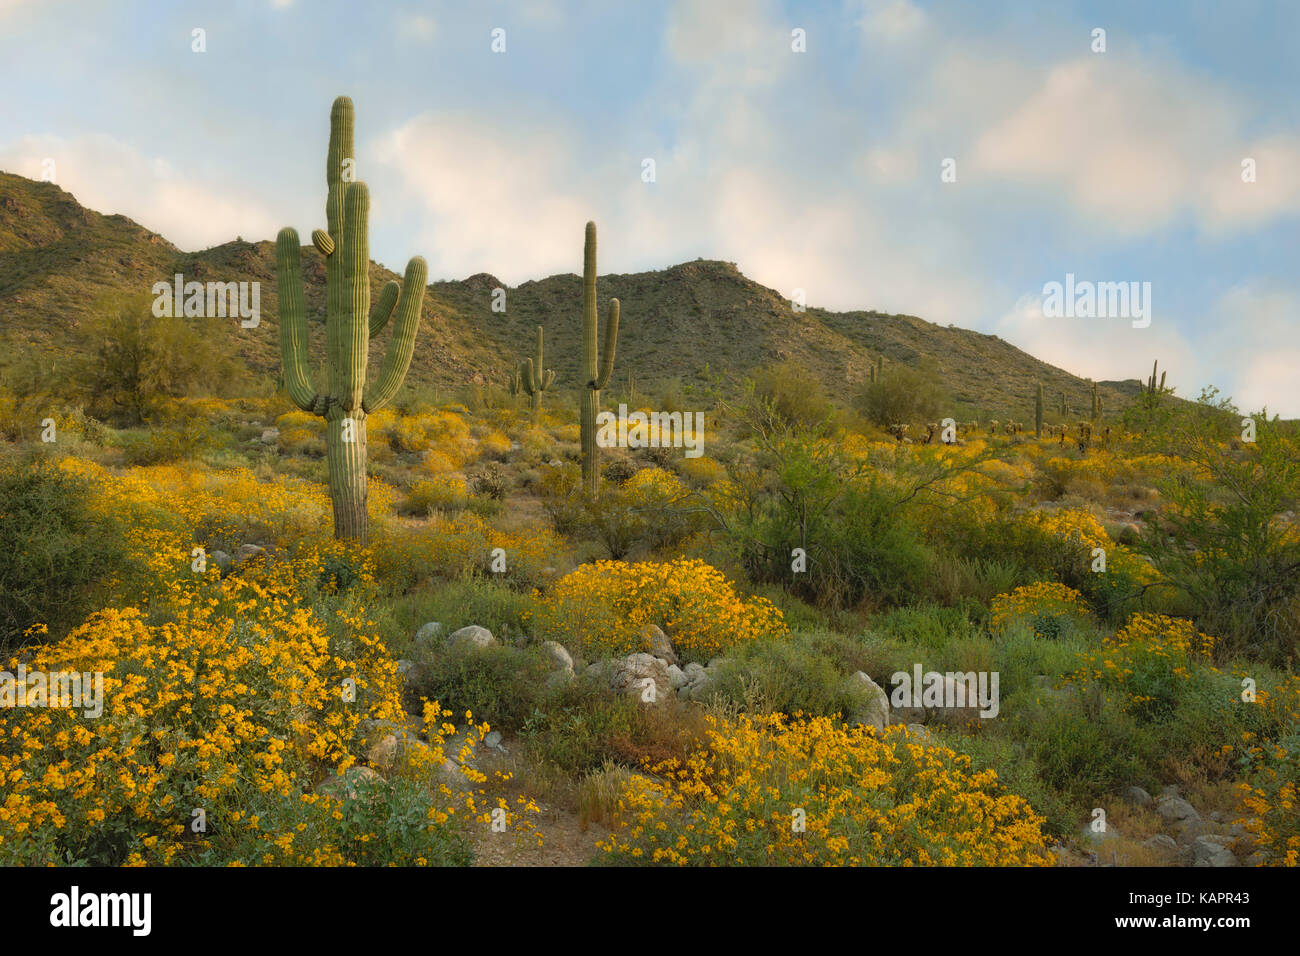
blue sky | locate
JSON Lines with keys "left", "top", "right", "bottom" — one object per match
{"left": 2, "top": 0, "right": 1297, "bottom": 413}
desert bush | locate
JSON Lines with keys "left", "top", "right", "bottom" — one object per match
{"left": 598, "top": 714, "right": 1052, "bottom": 865}
{"left": 1134, "top": 395, "right": 1300, "bottom": 666}
{"left": 405, "top": 642, "right": 555, "bottom": 733}
{"left": 530, "top": 558, "right": 786, "bottom": 664}
{"left": 704, "top": 637, "right": 861, "bottom": 719}
{"left": 990, "top": 582, "right": 1092, "bottom": 641}
{"left": 0, "top": 453, "right": 129, "bottom": 650}
{"left": 74, "top": 293, "right": 245, "bottom": 425}
{"left": 854, "top": 362, "right": 947, "bottom": 428}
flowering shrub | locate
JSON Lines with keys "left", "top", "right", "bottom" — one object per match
{"left": 531, "top": 559, "right": 786, "bottom": 663}
{"left": 990, "top": 582, "right": 1090, "bottom": 640}
{"left": 0, "top": 562, "right": 535, "bottom": 865}
{"left": 373, "top": 511, "right": 565, "bottom": 593}
{"left": 1225, "top": 674, "right": 1300, "bottom": 866}
{"left": 597, "top": 713, "right": 1052, "bottom": 866}
{"left": 1065, "top": 613, "right": 1216, "bottom": 721}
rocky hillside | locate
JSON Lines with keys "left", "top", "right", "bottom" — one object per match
{"left": 0, "top": 172, "right": 1143, "bottom": 418}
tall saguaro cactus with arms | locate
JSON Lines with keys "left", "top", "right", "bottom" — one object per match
{"left": 276, "top": 96, "right": 427, "bottom": 544}
{"left": 519, "top": 325, "right": 556, "bottom": 419}
{"left": 579, "top": 221, "right": 620, "bottom": 498}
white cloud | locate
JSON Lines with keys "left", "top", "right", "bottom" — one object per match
{"left": 371, "top": 113, "right": 595, "bottom": 282}
{"left": 0, "top": 134, "right": 278, "bottom": 250}
{"left": 972, "top": 56, "right": 1300, "bottom": 234}
{"left": 397, "top": 13, "right": 436, "bottom": 41}
{"left": 855, "top": 0, "right": 927, "bottom": 42}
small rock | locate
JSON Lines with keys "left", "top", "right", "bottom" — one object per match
{"left": 484, "top": 730, "right": 504, "bottom": 751}
{"left": 609, "top": 653, "right": 673, "bottom": 703}
{"left": 904, "top": 723, "right": 933, "bottom": 742}
{"left": 260, "top": 428, "right": 280, "bottom": 444}
{"left": 844, "top": 671, "right": 890, "bottom": 731}
{"left": 447, "top": 625, "right": 496, "bottom": 650}
{"left": 234, "top": 543, "right": 266, "bottom": 564}
{"left": 1192, "top": 837, "right": 1237, "bottom": 867}
{"left": 209, "top": 549, "right": 232, "bottom": 572}
{"left": 1081, "top": 823, "right": 1120, "bottom": 846}
{"left": 1144, "top": 834, "right": 1178, "bottom": 852}
{"left": 637, "top": 624, "right": 678, "bottom": 665}
{"left": 666, "top": 664, "right": 688, "bottom": 690}
{"left": 1123, "top": 786, "right": 1154, "bottom": 807}
{"left": 539, "top": 640, "right": 573, "bottom": 671}
{"left": 1155, "top": 796, "right": 1200, "bottom": 824}
{"left": 414, "top": 622, "right": 443, "bottom": 646}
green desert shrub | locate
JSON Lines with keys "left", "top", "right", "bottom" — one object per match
{"left": 0, "top": 452, "right": 130, "bottom": 650}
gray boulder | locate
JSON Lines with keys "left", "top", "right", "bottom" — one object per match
{"left": 637, "top": 624, "right": 678, "bottom": 665}
{"left": 610, "top": 653, "right": 673, "bottom": 703}
{"left": 844, "top": 671, "right": 890, "bottom": 731}
{"left": 414, "top": 622, "right": 443, "bottom": 646}
{"left": 447, "top": 625, "right": 496, "bottom": 650}
{"left": 1156, "top": 795, "right": 1201, "bottom": 825}
{"left": 1192, "top": 837, "right": 1237, "bottom": 867}
{"left": 1123, "top": 786, "right": 1154, "bottom": 807}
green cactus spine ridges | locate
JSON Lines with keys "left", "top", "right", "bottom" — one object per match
{"left": 276, "top": 96, "right": 427, "bottom": 544}
{"left": 579, "top": 221, "right": 620, "bottom": 498}
{"left": 1091, "top": 381, "right": 1101, "bottom": 421}
{"left": 1035, "top": 382, "right": 1044, "bottom": 438}
{"left": 519, "top": 325, "right": 556, "bottom": 418}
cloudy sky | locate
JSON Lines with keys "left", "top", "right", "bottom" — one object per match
{"left": 1, "top": 0, "right": 1297, "bottom": 413}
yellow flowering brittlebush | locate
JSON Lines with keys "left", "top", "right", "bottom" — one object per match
{"left": 0, "top": 459, "right": 539, "bottom": 865}
{"left": 597, "top": 714, "right": 1052, "bottom": 866}
{"left": 990, "top": 582, "right": 1090, "bottom": 638}
{"left": 531, "top": 559, "right": 786, "bottom": 663}
{"left": 1229, "top": 674, "right": 1300, "bottom": 866}
{"left": 1064, "top": 613, "right": 1215, "bottom": 721}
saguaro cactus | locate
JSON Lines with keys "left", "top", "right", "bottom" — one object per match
{"left": 1091, "top": 382, "right": 1101, "bottom": 421}
{"left": 518, "top": 325, "right": 556, "bottom": 419}
{"left": 579, "top": 221, "right": 620, "bottom": 498}
{"left": 276, "top": 96, "right": 427, "bottom": 544}
{"left": 1035, "top": 382, "right": 1044, "bottom": 438}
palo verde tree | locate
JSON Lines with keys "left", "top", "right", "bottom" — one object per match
{"left": 276, "top": 96, "right": 427, "bottom": 543}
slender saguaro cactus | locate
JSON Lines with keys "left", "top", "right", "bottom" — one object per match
{"left": 1091, "top": 382, "right": 1101, "bottom": 421}
{"left": 579, "top": 221, "right": 620, "bottom": 498}
{"left": 276, "top": 96, "right": 427, "bottom": 544}
{"left": 1035, "top": 382, "right": 1044, "bottom": 438}
{"left": 519, "top": 325, "right": 556, "bottom": 419}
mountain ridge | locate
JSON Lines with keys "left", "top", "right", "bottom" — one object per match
{"left": 0, "top": 171, "right": 1145, "bottom": 419}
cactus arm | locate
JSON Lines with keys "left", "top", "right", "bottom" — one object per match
{"left": 542, "top": 368, "right": 556, "bottom": 389}
{"left": 363, "top": 256, "right": 427, "bottom": 413}
{"left": 520, "top": 357, "right": 538, "bottom": 396}
{"left": 369, "top": 280, "right": 400, "bottom": 337}
{"left": 275, "top": 227, "right": 320, "bottom": 413}
{"left": 592, "top": 298, "right": 619, "bottom": 389}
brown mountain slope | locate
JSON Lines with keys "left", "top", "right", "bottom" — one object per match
{"left": 0, "top": 171, "right": 1144, "bottom": 419}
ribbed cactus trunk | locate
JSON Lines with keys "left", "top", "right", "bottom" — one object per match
{"left": 1035, "top": 383, "right": 1044, "bottom": 438}
{"left": 276, "top": 96, "right": 427, "bottom": 544}
{"left": 1091, "top": 382, "right": 1100, "bottom": 421}
{"left": 578, "top": 222, "right": 619, "bottom": 499}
